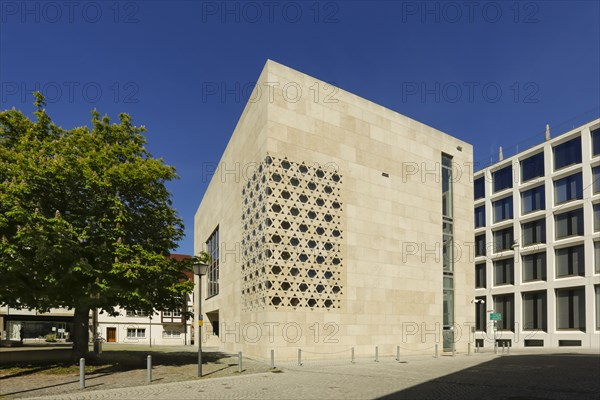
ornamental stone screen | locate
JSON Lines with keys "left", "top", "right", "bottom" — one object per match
{"left": 241, "top": 155, "right": 344, "bottom": 311}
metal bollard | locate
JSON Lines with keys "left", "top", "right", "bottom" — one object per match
{"left": 351, "top": 347, "right": 355, "bottom": 364}
{"left": 298, "top": 349, "right": 302, "bottom": 366}
{"left": 270, "top": 349, "right": 275, "bottom": 369}
{"left": 503, "top": 343, "right": 506, "bottom": 354}
{"left": 147, "top": 355, "right": 152, "bottom": 383}
{"left": 452, "top": 346, "right": 456, "bottom": 357}
{"left": 494, "top": 342, "right": 498, "bottom": 354}
{"left": 375, "top": 346, "right": 379, "bottom": 362}
{"left": 396, "top": 345, "right": 400, "bottom": 362}
{"left": 507, "top": 344, "right": 510, "bottom": 354}
{"left": 434, "top": 344, "right": 438, "bottom": 358}
{"left": 468, "top": 343, "right": 471, "bottom": 356}
{"left": 79, "top": 358, "right": 85, "bottom": 389}
{"left": 476, "top": 342, "right": 479, "bottom": 353}
{"left": 238, "top": 352, "right": 243, "bottom": 373}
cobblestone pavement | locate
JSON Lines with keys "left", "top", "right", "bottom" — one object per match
{"left": 15, "top": 350, "right": 600, "bottom": 400}
{"left": 0, "top": 346, "right": 271, "bottom": 399}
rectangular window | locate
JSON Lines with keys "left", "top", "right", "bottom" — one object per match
{"left": 522, "top": 252, "right": 546, "bottom": 282}
{"left": 475, "top": 297, "right": 486, "bottom": 331}
{"left": 126, "top": 310, "right": 147, "bottom": 317}
{"left": 596, "top": 285, "right": 600, "bottom": 330}
{"left": 162, "top": 310, "right": 182, "bottom": 323}
{"left": 162, "top": 330, "right": 181, "bottom": 338}
{"left": 474, "top": 205, "right": 486, "bottom": 228}
{"left": 553, "top": 136, "right": 582, "bottom": 171}
{"left": 443, "top": 276, "right": 454, "bottom": 327}
{"left": 522, "top": 291, "right": 547, "bottom": 331}
{"left": 126, "top": 328, "right": 146, "bottom": 338}
{"left": 595, "top": 242, "right": 600, "bottom": 274}
{"left": 521, "top": 186, "right": 545, "bottom": 214}
{"left": 493, "top": 197, "right": 513, "bottom": 223}
{"left": 592, "top": 128, "right": 599, "bottom": 157}
{"left": 492, "top": 165, "right": 513, "bottom": 193}
{"left": 555, "top": 245, "right": 584, "bottom": 277}
{"left": 521, "top": 152, "right": 544, "bottom": 182}
{"left": 593, "top": 167, "right": 600, "bottom": 194}
{"left": 475, "top": 263, "right": 486, "bottom": 288}
{"left": 475, "top": 234, "right": 486, "bottom": 257}
{"left": 556, "top": 287, "right": 585, "bottom": 331}
{"left": 443, "top": 222, "right": 454, "bottom": 272}
{"left": 474, "top": 177, "right": 485, "bottom": 200}
{"left": 555, "top": 208, "right": 583, "bottom": 239}
{"left": 494, "top": 294, "right": 514, "bottom": 331}
{"left": 554, "top": 173, "right": 583, "bottom": 205}
{"left": 442, "top": 154, "right": 455, "bottom": 353}
{"left": 206, "top": 227, "right": 220, "bottom": 298}
{"left": 494, "top": 258, "right": 514, "bottom": 285}
{"left": 493, "top": 227, "right": 514, "bottom": 252}
{"left": 521, "top": 219, "right": 546, "bottom": 246}
{"left": 595, "top": 204, "right": 600, "bottom": 232}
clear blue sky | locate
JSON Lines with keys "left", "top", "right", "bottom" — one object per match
{"left": 1, "top": 0, "right": 599, "bottom": 255}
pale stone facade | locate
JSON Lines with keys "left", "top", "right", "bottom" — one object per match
{"left": 194, "top": 60, "right": 474, "bottom": 360}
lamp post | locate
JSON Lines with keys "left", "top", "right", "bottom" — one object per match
{"left": 192, "top": 261, "right": 208, "bottom": 378}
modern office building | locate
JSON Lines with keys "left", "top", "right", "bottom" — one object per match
{"left": 194, "top": 60, "right": 474, "bottom": 359}
{"left": 473, "top": 120, "right": 600, "bottom": 350}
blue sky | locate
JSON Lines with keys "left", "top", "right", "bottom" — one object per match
{"left": 1, "top": 0, "right": 599, "bottom": 254}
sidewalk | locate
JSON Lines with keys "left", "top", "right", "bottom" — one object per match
{"left": 0, "top": 345, "right": 271, "bottom": 399}
{"left": 23, "top": 351, "right": 600, "bottom": 400}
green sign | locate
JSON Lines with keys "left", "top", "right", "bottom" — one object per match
{"left": 490, "top": 312, "right": 502, "bottom": 321}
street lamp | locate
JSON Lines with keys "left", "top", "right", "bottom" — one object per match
{"left": 192, "top": 261, "right": 208, "bottom": 378}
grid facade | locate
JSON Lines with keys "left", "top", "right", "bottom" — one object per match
{"left": 473, "top": 120, "right": 600, "bottom": 349}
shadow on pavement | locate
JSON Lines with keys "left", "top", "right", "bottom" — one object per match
{"left": 377, "top": 354, "right": 600, "bottom": 400}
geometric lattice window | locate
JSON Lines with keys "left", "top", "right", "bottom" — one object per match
{"left": 241, "top": 155, "right": 344, "bottom": 311}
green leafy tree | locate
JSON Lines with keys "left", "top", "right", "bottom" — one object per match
{"left": 0, "top": 93, "right": 194, "bottom": 360}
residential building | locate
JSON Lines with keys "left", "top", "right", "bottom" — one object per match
{"left": 96, "top": 254, "right": 195, "bottom": 346}
{"left": 1, "top": 254, "right": 195, "bottom": 346}
{"left": 194, "top": 60, "right": 474, "bottom": 359}
{"left": 473, "top": 120, "right": 600, "bottom": 349}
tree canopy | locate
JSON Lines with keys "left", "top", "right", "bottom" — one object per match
{"left": 0, "top": 93, "right": 193, "bottom": 356}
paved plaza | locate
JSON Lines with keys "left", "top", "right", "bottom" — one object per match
{"left": 10, "top": 350, "right": 598, "bottom": 400}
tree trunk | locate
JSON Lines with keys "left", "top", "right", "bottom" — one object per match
{"left": 71, "top": 306, "right": 91, "bottom": 362}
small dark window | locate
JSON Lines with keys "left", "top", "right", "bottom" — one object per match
{"left": 553, "top": 136, "right": 582, "bottom": 171}
{"left": 592, "top": 128, "right": 599, "bottom": 157}
{"left": 521, "top": 152, "right": 544, "bottom": 182}
{"left": 475, "top": 263, "right": 486, "bottom": 288}
{"left": 474, "top": 205, "right": 486, "bottom": 228}
{"left": 555, "top": 245, "right": 584, "bottom": 277}
{"left": 493, "top": 197, "right": 513, "bottom": 223}
{"left": 554, "top": 173, "right": 583, "bottom": 205}
{"left": 492, "top": 166, "right": 513, "bottom": 193}
{"left": 475, "top": 234, "right": 486, "bottom": 257}
{"left": 555, "top": 208, "right": 583, "bottom": 239}
{"left": 493, "top": 228, "right": 514, "bottom": 252}
{"left": 559, "top": 340, "right": 582, "bottom": 347}
{"left": 521, "top": 185, "right": 545, "bottom": 214}
{"left": 494, "top": 258, "right": 514, "bottom": 285}
{"left": 522, "top": 252, "right": 546, "bottom": 282}
{"left": 522, "top": 219, "right": 546, "bottom": 245}
{"left": 474, "top": 177, "right": 485, "bottom": 200}
{"left": 524, "top": 339, "right": 544, "bottom": 347}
